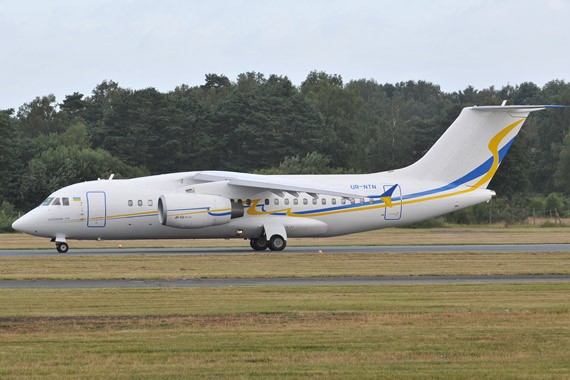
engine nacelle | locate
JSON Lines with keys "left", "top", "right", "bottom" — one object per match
{"left": 158, "top": 193, "right": 244, "bottom": 229}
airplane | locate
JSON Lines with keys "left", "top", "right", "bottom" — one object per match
{"left": 11, "top": 104, "right": 564, "bottom": 253}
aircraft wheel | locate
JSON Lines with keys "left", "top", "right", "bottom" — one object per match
{"left": 56, "top": 242, "right": 69, "bottom": 254}
{"left": 250, "top": 237, "right": 268, "bottom": 251}
{"left": 268, "top": 235, "right": 286, "bottom": 251}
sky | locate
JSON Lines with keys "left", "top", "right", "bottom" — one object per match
{"left": 1, "top": 0, "right": 569, "bottom": 110}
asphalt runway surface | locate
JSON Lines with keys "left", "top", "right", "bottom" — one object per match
{"left": 1, "top": 244, "right": 569, "bottom": 289}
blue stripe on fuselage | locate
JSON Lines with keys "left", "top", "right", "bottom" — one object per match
{"left": 401, "top": 136, "right": 514, "bottom": 201}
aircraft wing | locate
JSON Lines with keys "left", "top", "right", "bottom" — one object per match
{"left": 193, "top": 171, "right": 363, "bottom": 198}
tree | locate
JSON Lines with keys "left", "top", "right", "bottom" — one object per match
{"left": 236, "top": 72, "right": 266, "bottom": 93}
{"left": 344, "top": 79, "right": 387, "bottom": 172}
{"left": 161, "top": 86, "right": 218, "bottom": 172}
{"left": 545, "top": 193, "right": 563, "bottom": 214}
{"left": 554, "top": 130, "right": 570, "bottom": 191}
{"left": 201, "top": 73, "right": 232, "bottom": 92}
{"left": 301, "top": 71, "right": 363, "bottom": 169}
{"left": 62, "top": 121, "right": 90, "bottom": 148}
{"left": 204, "top": 74, "right": 331, "bottom": 171}
{"left": 60, "top": 92, "right": 86, "bottom": 118}
{"left": 83, "top": 80, "right": 128, "bottom": 147}
{"left": 19, "top": 146, "right": 148, "bottom": 211}
{"left": 94, "top": 87, "right": 168, "bottom": 170}
{"left": 0, "top": 110, "right": 21, "bottom": 204}
{"left": 17, "top": 94, "right": 67, "bottom": 137}
{"left": 258, "top": 152, "right": 349, "bottom": 174}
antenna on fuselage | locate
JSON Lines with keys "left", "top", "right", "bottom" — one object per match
{"left": 108, "top": 174, "right": 115, "bottom": 180}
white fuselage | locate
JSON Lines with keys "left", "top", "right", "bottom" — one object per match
{"left": 13, "top": 170, "right": 494, "bottom": 242}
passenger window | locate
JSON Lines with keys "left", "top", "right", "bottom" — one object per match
{"left": 341, "top": 198, "right": 346, "bottom": 205}
{"left": 148, "top": 200, "right": 153, "bottom": 206}
{"left": 332, "top": 198, "right": 337, "bottom": 205}
{"left": 246, "top": 199, "right": 251, "bottom": 206}
{"left": 62, "top": 198, "right": 69, "bottom": 206}
{"left": 293, "top": 198, "right": 298, "bottom": 205}
{"left": 312, "top": 198, "right": 317, "bottom": 205}
{"left": 264, "top": 199, "right": 269, "bottom": 205}
{"left": 138, "top": 200, "right": 143, "bottom": 207}
{"left": 284, "top": 199, "right": 290, "bottom": 205}
{"left": 303, "top": 198, "right": 308, "bottom": 205}
{"left": 52, "top": 198, "right": 61, "bottom": 206}
{"left": 274, "top": 199, "right": 279, "bottom": 205}
{"left": 128, "top": 200, "right": 133, "bottom": 207}
{"left": 41, "top": 197, "right": 54, "bottom": 206}
{"left": 321, "top": 198, "right": 327, "bottom": 205}
{"left": 237, "top": 199, "right": 243, "bottom": 205}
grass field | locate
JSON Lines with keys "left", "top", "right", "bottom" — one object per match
{"left": 0, "top": 284, "right": 568, "bottom": 378}
{"left": 0, "top": 251, "right": 568, "bottom": 280}
{"left": 0, "top": 226, "right": 569, "bottom": 378}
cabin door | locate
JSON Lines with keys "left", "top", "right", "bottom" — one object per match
{"left": 86, "top": 192, "right": 107, "bottom": 227}
{"left": 383, "top": 185, "right": 402, "bottom": 220}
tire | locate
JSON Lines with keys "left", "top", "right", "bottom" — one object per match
{"left": 56, "top": 242, "right": 69, "bottom": 254}
{"left": 268, "top": 235, "right": 286, "bottom": 251}
{"left": 250, "top": 237, "right": 268, "bottom": 251}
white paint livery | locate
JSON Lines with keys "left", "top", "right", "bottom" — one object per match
{"left": 12, "top": 105, "right": 562, "bottom": 253}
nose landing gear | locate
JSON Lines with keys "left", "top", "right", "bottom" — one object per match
{"left": 56, "top": 242, "right": 69, "bottom": 253}
{"left": 51, "top": 238, "right": 69, "bottom": 253}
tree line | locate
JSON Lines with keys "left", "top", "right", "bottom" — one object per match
{"left": 1, "top": 71, "right": 570, "bottom": 220}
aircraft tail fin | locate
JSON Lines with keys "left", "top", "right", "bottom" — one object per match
{"left": 399, "top": 105, "right": 563, "bottom": 189}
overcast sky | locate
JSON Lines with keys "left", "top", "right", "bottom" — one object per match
{"left": 1, "top": 0, "right": 569, "bottom": 110}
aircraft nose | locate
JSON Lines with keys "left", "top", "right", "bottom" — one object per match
{"left": 12, "top": 213, "right": 35, "bottom": 234}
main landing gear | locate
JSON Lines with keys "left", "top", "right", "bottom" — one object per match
{"left": 250, "top": 236, "right": 268, "bottom": 251}
{"left": 249, "top": 235, "right": 286, "bottom": 251}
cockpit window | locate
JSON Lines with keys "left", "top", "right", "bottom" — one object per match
{"left": 52, "top": 198, "right": 61, "bottom": 206}
{"left": 41, "top": 197, "right": 54, "bottom": 206}
{"left": 62, "top": 197, "right": 69, "bottom": 206}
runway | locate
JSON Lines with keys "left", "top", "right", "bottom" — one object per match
{"left": 1, "top": 244, "right": 570, "bottom": 257}
{"left": 0, "top": 275, "right": 569, "bottom": 289}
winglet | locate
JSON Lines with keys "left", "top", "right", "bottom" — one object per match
{"left": 380, "top": 184, "right": 398, "bottom": 208}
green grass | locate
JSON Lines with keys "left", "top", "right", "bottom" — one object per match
{"left": 0, "top": 284, "right": 568, "bottom": 378}
{"left": 0, "top": 251, "right": 568, "bottom": 280}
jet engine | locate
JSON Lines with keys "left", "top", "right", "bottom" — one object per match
{"left": 158, "top": 193, "right": 244, "bottom": 228}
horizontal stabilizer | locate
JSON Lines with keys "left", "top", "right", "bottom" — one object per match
{"left": 471, "top": 105, "right": 566, "bottom": 111}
